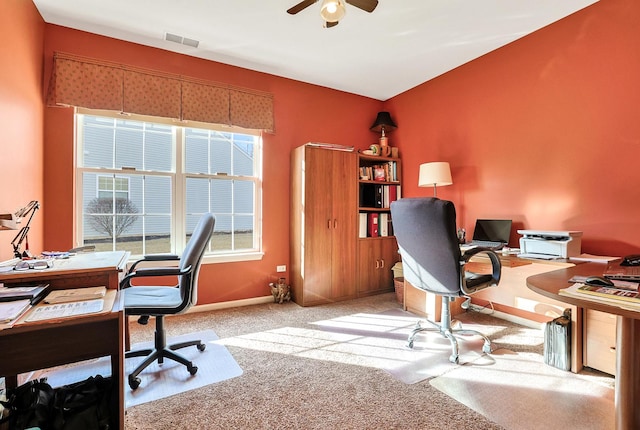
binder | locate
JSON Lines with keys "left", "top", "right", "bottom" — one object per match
{"left": 359, "top": 213, "right": 367, "bottom": 238}
{"left": 368, "top": 213, "right": 379, "bottom": 238}
{"left": 380, "top": 213, "right": 389, "bottom": 237}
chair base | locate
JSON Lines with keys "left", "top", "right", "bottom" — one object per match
{"left": 407, "top": 296, "right": 491, "bottom": 364}
{"left": 125, "top": 316, "right": 206, "bottom": 389}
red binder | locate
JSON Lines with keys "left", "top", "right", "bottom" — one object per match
{"left": 368, "top": 213, "right": 379, "bottom": 238}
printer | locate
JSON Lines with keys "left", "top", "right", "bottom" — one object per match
{"left": 518, "top": 230, "right": 583, "bottom": 259}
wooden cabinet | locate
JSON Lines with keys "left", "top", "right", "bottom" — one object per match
{"left": 583, "top": 309, "right": 617, "bottom": 375}
{"left": 290, "top": 145, "right": 357, "bottom": 306}
{"left": 358, "top": 237, "right": 398, "bottom": 296}
{"left": 356, "top": 153, "right": 401, "bottom": 297}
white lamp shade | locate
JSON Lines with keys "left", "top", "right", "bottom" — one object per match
{"left": 418, "top": 162, "right": 453, "bottom": 188}
{"left": 320, "top": 0, "right": 346, "bottom": 22}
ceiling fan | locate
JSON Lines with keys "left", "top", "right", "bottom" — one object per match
{"left": 287, "top": 0, "right": 379, "bottom": 28}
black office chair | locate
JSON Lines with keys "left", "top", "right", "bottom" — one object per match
{"left": 120, "top": 213, "right": 215, "bottom": 389}
{"left": 390, "top": 198, "right": 501, "bottom": 364}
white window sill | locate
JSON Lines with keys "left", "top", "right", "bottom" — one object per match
{"left": 125, "top": 251, "right": 264, "bottom": 267}
{"left": 202, "top": 252, "right": 264, "bottom": 264}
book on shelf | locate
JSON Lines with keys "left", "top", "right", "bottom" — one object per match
{"left": 359, "top": 161, "right": 398, "bottom": 182}
{"left": 373, "top": 166, "right": 386, "bottom": 181}
{"left": 44, "top": 286, "right": 107, "bottom": 304}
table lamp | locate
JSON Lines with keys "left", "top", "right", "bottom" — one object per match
{"left": 370, "top": 111, "right": 397, "bottom": 147}
{"left": 418, "top": 162, "right": 452, "bottom": 197}
{"left": 0, "top": 200, "right": 40, "bottom": 258}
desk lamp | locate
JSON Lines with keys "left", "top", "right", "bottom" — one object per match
{"left": 418, "top": 162, "right": 452, "bottom": 197}
{"left": 1, "top": 200, "right": 40, "bottom": 258}
{"left": 370, "top": 111, "right": 397, "bottom": 147}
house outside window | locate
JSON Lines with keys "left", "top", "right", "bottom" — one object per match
{"left": 97, "top": 176, "right": 129, "bottom": 199}
{"left": 75, "top": 110, "right": 263, "bottom": 262}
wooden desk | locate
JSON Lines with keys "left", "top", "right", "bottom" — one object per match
{"left": 404, "top": 255, "right": 575, "bottom": 322}
{"left": 0, "top": 251, "right": 128, "bottom": 429}
{"left": 0, "top": 251, "right": 128, "bottom": 290}
{"left": 527, "top": 262, "right": 639, "bottom": 430}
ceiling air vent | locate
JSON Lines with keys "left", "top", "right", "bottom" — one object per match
{"left": 164, "top": 32, "right": 199, "bottom": 48}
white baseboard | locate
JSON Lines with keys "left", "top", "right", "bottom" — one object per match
{"left": 187, "top": 295, "right": 275, "bottom": 314}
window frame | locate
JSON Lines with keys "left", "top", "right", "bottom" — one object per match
{"left": 74, "top": 108, "right": 264, "bottom": 264}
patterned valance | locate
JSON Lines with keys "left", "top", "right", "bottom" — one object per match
{"left": 47, "top": 52, "right": 275, "bottom": 132}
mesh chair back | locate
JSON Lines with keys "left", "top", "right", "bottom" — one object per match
{"left": 390, "top": 198, "right": 462, "bottom": 297}
{"left": 179, "top": 213, "right": 215, "bottom": 309}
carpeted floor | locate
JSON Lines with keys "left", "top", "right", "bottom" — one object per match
{"left": 119, "top": 292, "right": 614, "bottom": 429}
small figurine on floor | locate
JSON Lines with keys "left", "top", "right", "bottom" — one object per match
{"left": 270, "top": 277, "right": 291, "bottom": 304}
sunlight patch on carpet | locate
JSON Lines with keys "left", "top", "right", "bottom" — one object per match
{"left": 218, "top": 310, "right": 504, "bottom": 383}
{"left": 430, "top": 349, "right": 614, "bottom": 430}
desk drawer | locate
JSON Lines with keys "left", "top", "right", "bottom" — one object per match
{"left": 583, "top": 309, "right": 616, "bottom": 376}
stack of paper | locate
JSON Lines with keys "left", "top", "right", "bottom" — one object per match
{"left": 0, "top": 284, "right": 48, "bottom": 303}
{"left": 44, "top": 286, "right": 107, "bottom": 304}
{"left": 0, "top": 299, "right": 31, "bottom": 327}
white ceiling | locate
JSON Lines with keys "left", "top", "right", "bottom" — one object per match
{"left": 33, "top": 0, "right": 598, "bottom": 101}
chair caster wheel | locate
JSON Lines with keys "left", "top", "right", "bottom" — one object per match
{"left": 407, "top": 340, "right": 414, "bottom": 349}
{"left": 449, "top": 355, "right": 460, "bottom": 364}
{"left": 197, "top": 343, "right": 206, "bottom": 352}
{"left": 188, "top": 365, "right": 198, "bottom": 375}
{"left": 129, "top": 376, "right": 141, "bottom": 390}
{"left": 482, "top": 342, "right": 492, "bottom": 354}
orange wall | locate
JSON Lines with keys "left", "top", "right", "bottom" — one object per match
{"left": 0, "top": 0, "right": 45, "bottom": 262}
{"left": 41, "top": 25, "right": 383, "bottom": 304}
{"left": 4, "top": 0, "right": 639, "bottom": 304}
{"left": 386, "top": 0, "right": 640, "bottom": 257}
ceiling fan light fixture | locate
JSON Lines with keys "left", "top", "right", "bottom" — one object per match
{"left": 320, "top": 0, "right": 346, "bottom": 23}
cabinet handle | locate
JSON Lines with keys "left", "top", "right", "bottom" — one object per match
{"left": 375, "top": 260, "right": 380, "bottom": 269}
{"left": 380, "top": 259, "right": 385, "bottom": 269}
{"left": 328, "top": 220, "right": 332, "bottom": 229}
{"left": 610, "top": 347, "right": 616, "bottom": 353}
{"left": 334, "top": 219, "right": 338, "bottom": 229}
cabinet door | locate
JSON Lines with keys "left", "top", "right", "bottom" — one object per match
{"left": 303, "top": 148, "right": 335, "bottom": 303}
{"left": 358, "top": 237, "right": 397, "bottom": 296}
{"left": 329, "top": 150, "right": 357, "bottom": 300}
{"left": 378, "top": 238, "right": 398, "bottom": 291}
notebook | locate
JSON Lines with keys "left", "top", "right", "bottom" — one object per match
{"left": 467, "top": 219, "right": 512, "bottom": 249}
{"left": 603, "top": 263, "right": 640, "bottom": 281}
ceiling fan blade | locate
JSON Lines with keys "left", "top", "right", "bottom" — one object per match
{"left": 324, "top": 21, "right": 339, "bottom": 28}
{"left": 345, "top": 0, "right": 378, "bottom": 13}
{"left": 287, "top": 0, "right": 319, "bottom": 15}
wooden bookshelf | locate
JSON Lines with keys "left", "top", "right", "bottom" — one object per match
{"left": 357, "top": 153, "right": 402, "bottom": 296}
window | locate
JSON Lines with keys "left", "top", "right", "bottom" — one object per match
{"left": 97, "top": 176, "right": 129, "bottom": 199}
{"left": 76, "top": 110, "right": 262, "bottom": 262}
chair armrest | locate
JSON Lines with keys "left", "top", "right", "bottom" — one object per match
{"left": 128, "top": 254, "right": 180, "bottom": 272}
{"left": 460, "top": 247, "right": 502, "bottom": 290}
{"left": 120, "top": 265, "right": 193, "bottom": 289}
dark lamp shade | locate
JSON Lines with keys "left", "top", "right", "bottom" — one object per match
{"left": 370, "top": 111, "right": 397, "bottom": 133}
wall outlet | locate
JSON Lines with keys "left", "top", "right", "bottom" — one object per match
{"left": 276, "top": 265, "right": 286, "bottom": 273}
